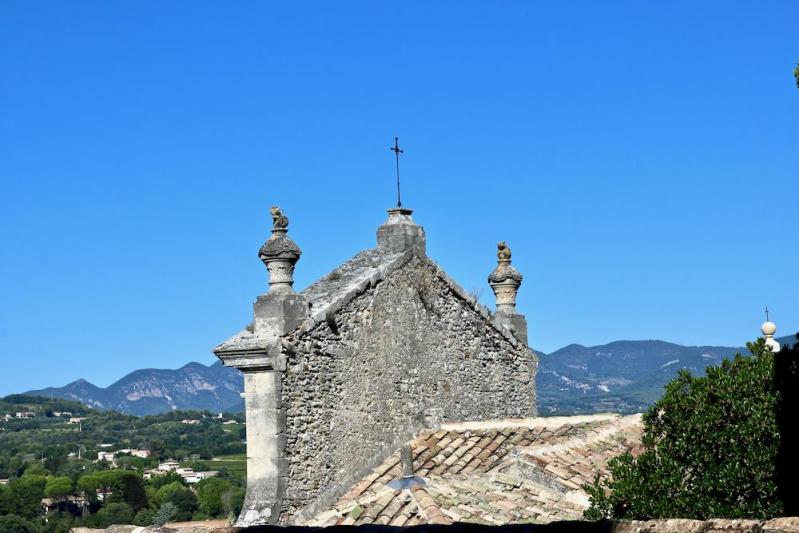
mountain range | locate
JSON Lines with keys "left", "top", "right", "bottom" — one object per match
{"left": 24, "top": 361, "right": 243, "bottom": 416}
{"left": 536, "top": 335, "right": 795, "bottom": 414}
{"left": 21, "top": 335, "right": 795, "bottom": 416}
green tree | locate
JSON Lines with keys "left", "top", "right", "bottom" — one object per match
{"left": 152, "top": 502, "right": 176, "bottom": 526}
{"left": 585, "top": 339, "right": 783, "bottom": 520}
{"left": 133, "top": 508, "right": 154, "bottom": 526}
{"left": 116, "top": 471, "right": 148, "bottom": 511}
{"left": 147, "top": 438, "right": 167, "bottom": 459}
{"left": 196, "top": 477, "right": 232, "bottom": 517}
{"left": 22, "top": 463, "right": 48, "bottom": 478}
{"left": 77, "top": 470, "right": 147, "bottom": 510}
{"left": 220, "top": 485, "right": 244, "bottom": 521}
{"left": 44, "top": 477, "right": 73, "bottom": 499}
{"left": 9, "top": 475, "right": 46, "bottom": 519}
{"left": 0, "top": 484, "right": 12, "bottom": 515}
{"left": 42, "top": 446, "right": 67, "bottom": 475}
{"left": 45, "top": 513, "right": 76, "bottom": 533}
{"left": 154, "top": 482, "right": 197, "bottom": 521}
{"left": 794, "top": 61, "right": 799, "bottom": 88}
{"left": 170, "top": 488, "right": 198, "bottom": 521}
{"left": 0, "top": 514, "right": 41, "bottom": 533}
{"left": 153, "top": 481, "right": 185, "bottom": 507}
{"left": 150, "top": 471, "right": 186, "bottom": 490}
{"left": 89, "top": 502, "right": 134, "bottom": 528}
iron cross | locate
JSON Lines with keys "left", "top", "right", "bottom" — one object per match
{"left": 765, "top": 306, "right": 770, "bottom": 322}
{"left": 390, "top": 136, "right": 404, "bottom": 207}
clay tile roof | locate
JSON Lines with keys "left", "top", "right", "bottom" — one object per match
{"left": 304, "top": 413, "right": 643, "bottom": 527}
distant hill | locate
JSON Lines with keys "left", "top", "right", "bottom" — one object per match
{"left": 24, "top": 361, "right": 243, "bottom": 416}
{"left": 536, "top": 334, "right": 796, "bottom": 415}
{"left": 22, "top": 335, "right": 796, "bottom": 416}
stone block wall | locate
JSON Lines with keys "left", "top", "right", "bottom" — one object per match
{"left": 278, "top": 257, "right": 537, "bottom": 522}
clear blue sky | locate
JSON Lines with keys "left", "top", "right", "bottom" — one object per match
{"left": 1, "top": 2, "right": 797, "bottom": 395}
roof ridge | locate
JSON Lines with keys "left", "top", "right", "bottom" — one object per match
{"left": 521, "top": 413, "right": 643, "bottom": 459}
{"left": 292, "top": 249, "right": 413, "bottom": 337}
{"left": 440, "top": 413, "right": 622, "bottom": 432}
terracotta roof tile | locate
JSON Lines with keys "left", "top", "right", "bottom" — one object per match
{"left": 303, "top": 413, "right": 643, "bottom": 527}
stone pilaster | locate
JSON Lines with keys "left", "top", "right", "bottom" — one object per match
{"left": 238, "top": 371, "right": 286, "bottom": 526}
{"left": 214, "top": 205, "right": 307, "bottom": 526}
{"left": 488, "top": 241, "right": 529, "bottom": 346}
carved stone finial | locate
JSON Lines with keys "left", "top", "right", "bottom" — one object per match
{"left": 488, "top": 241, "right": 523, "bottom": 315}
{"left": 258, "top": 206, "right": 301, "bottom": 294}
{"left": 497, "top": 241, "right": 512, "bottom": 262}
{"left": 270, "top": 206, "right": 289, "bottom": 232}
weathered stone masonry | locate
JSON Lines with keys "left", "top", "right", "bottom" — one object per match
{"left": 281, "top": 254, "right": 536, "bottom": 522}
{"left": 214, "top": 206, "right": 537, "bottom": 526}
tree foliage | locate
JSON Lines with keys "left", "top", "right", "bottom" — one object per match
{"left": 150, "top": 471, "right": 186, "bottom": 490}
{"left": 44, "top": 476, "right": 73, "bottom": 499}
{"left": 77, "top": 470, "right": 147, "bottom": 510}
{"left": 9, "top": 475, "right": 45, "bottom": 520}
{"left": 196, "top": 477, "right": 233, "bottom": 517}
{"left": 0, "top": 402, "right": 244, "bottom": 528}
{"left": 89, "top": 502, "right": 134, "bottom": 528}
{"left": 0, "top": 514, "right": 40, "bottom": 533}
{"left": 586, "top": 338, "right": 791, "bottom": 520}
{"left": 152, "top": 502, "right": 176, "bottom": 526}
{"left": 154, "top": 481, "right": 197, "bottom": 521}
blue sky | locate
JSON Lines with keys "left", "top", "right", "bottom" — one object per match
{"left": 1, "top": 2, "right": 797, "bottom": 395}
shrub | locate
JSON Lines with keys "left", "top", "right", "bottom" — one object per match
{"left": 89, "top": 502, "right": 134, "bottom": 528}
{"left": 0, "top": 514, "right": 40, "bottom": 533}
{"left": 154, "top": 481, "right": 197, "bottom": 521}
{"left": 196, "top": 477, "right": 233, "bottom": 517}
{"left": 134, "top": 508, "right": 155, "bottom": 526}
{"left": 153, "top": 502, "right": 176, "bottom": 526}
{"left": 585, "top": 338, "right": 786, "bottom": 519}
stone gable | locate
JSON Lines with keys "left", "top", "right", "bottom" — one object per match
{"left": 214, "top": 206, "right": 536, "bottom": 526}
{"left": 281, "top": 255, "right": 537, "bottom": 522}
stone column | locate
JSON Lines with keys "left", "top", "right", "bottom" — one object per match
{"left": 238, "top": 371, "right": 285, "bottom": 526}
{"left": 214, "top": 206, "right": 306, "bottom": 527}
{"left": 488, "top": 241, "right": 529, "bottom": 346}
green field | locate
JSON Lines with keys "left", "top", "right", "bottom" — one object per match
{"left": 181, "top": 453, "right": 247, "bottom": 481}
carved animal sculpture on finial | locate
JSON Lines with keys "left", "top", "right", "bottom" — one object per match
{"left": 270, "top": 206, "right": 289, "bottom": 230}
{"left": 497, "top": 241, "right": 512, "bottom": 262}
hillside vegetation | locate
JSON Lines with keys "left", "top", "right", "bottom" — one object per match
{"left": 0, "top": 396, "right": 246, "bottom": 531}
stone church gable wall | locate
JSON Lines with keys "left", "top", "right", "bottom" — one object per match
{"left": 279, "top": 256, "right": 537, "bottom": 522}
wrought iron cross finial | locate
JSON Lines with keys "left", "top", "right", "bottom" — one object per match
{"left": 390, "top": 136, "right": 404, "bottom": 207}
{"left": 765, "top": 306, "right": 770, "bottom": 322}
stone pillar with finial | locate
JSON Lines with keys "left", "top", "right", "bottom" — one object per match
{"left": 214, "top": 205, "right": 307, "bottom": 527}
{"left": 254, "top": 206, "right": 308, "bottom": 334}
{"left": 488, "top": 241, "right": 529, "bottom": 346}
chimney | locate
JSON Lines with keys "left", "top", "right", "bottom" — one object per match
{"left": 377, "top": 207, "right": 426, "bottom": 257}
{"left": 488, "top": 241, "right": 529, "bottom": 346}
{"left": 387, "top": 443, "right": 426, "bottom": 490}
